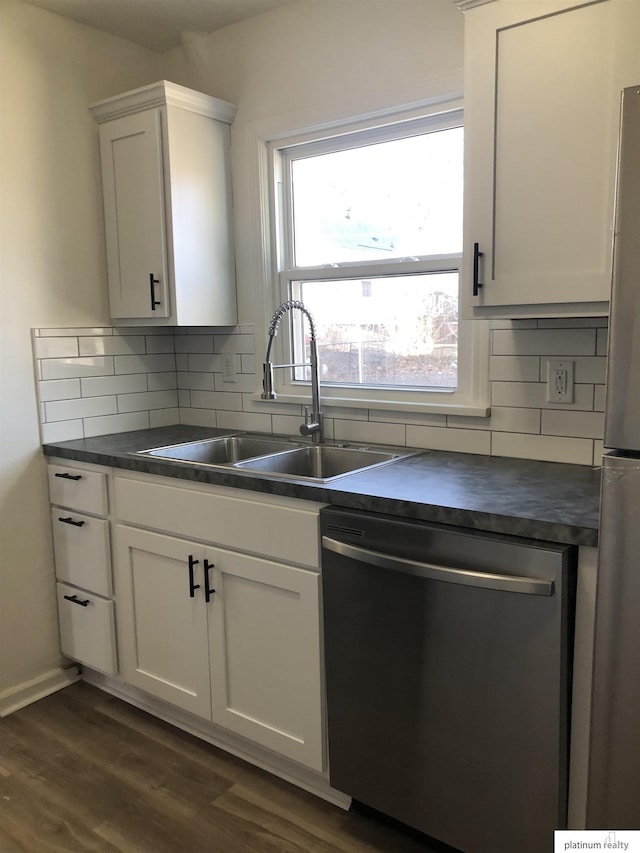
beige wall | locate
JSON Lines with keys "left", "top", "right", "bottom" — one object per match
{"left": 0, "top": 0, "right": 160, "bottom": 704}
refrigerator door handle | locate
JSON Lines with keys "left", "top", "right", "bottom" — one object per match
{"left": 322, "top": 536, "right": 554, "bottom": 596}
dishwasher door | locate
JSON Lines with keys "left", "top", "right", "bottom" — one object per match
{"left": 320, "top": 507, "right": 575, "bottom": 853}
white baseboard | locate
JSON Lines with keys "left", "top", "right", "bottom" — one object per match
{"left": 0, "top": 664, "right": 81, "bottom": 717}
{"left": 83, "top": 669, "right": 351, "bottom": 811}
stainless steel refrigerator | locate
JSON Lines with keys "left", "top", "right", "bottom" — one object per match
{"left": 586, "top": 84, "right": 640, "bottom": 829}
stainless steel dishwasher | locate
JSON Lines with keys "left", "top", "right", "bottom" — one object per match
{"left": 320, "top": 507, "right": 575, "bottom": 853}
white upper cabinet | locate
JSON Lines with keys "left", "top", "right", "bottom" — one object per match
{"left": 91, "top": 81, "right": 238, "bottom": 326}
{"left": 461, "top": 0, "right": 640, "bottom": 316}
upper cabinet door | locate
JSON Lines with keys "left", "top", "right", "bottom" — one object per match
{"left": 463, "top": 0, "right": 640, "bottom": 315}
{"left": 92, "top": 81, "right": 238, "bottom": 326}
{"left": 99, "top": 109, "right": 170, "bottom": 319}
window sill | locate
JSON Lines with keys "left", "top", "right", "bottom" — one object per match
{"left": 250, "top": 392, "right": 490, "bottom": 419}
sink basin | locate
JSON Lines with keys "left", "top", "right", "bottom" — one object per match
{"left": 233, "top": 445, "right": 412, "bottom": 482}
{"left": 137, "top": 434, "right": 299, "bottom": 465}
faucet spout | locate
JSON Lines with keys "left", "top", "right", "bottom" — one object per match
{"left": 261, "top": 300, "right": 323, "bottom": 443}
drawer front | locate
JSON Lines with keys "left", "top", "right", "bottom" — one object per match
{"left": 114, "top": 476, "right": 321, "bottom": 569}
{"left": 48, "top": 464, "right": 108, "bottom": 515}
{"left": 57, "top": 582, "right": 117, "bottom": 676}
{"left": 51, "top": 508, "right": 112, "bottom": 596}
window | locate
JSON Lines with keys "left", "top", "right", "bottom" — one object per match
{"left": 266, "top": 105, "right": 488, "bottom": 415}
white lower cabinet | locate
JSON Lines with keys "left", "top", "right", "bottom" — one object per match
{"left": 209, "top": 546, "right": 323, "bottom": 771}
{"left": 113, "top": 475, "right": 326, "bottom": 773}
{"left": 114, "top": 527, "right": 212, "bottom": 719}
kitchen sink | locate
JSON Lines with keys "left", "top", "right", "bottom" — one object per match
{"left": 232, "top": 444, "right": 413, "bottom": 482}
{"left": 136, "top": 434, "right": 299, "bottom": 465}
{"left": 136, "top": 434, "right": 416, "bottom": 482}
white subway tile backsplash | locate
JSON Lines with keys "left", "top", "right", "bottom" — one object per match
{"left": 541, "top": 410, "right": 605, "bottom": 439}
{"left": 41, "top": 419, "right": 84, "bottom": 443}
{"left": 34, "top": 319, "right": 609, "bottom": 466}
{"left": 407, "top": 424, "right": 491, "bottom": 455}
{"left": 38, "top": 378, "right": 81, "bottom": 402}
{"left": 179, "top": 408, "right": 219, "bottom": 428}
{"left": 145, "top": 335, "right": 175, "bottom": 354}
{"left": 214, "top": 333, "right": 255, "bottom": 355}
{"left": 41, "top": 357, "right": 114, "bottom": 380}
{"left": 147, "top": 372, "right": 178, "bottom": 392}
{"left": 79, "top": 335, "right": 145, "bottom": 357}
{"left": 596, "top": 327, "right": 608, "bottom": 356}
{"left": 117, "top": 390, "right": 178, "bottom": 413}
{"left": 37, "top": 327, "right": 114, "bottom": 337}
{"left": 150, "top": 408, "right": 180, "bottom": 428}
{"left": 80, "top": 374, "right": 147, "bottom": 397}
{"left": 216, "top": 410, "right": 272, "bottom": 432}
{"left": 84, "top": 412, "right": 149, "bottom": 437}
{"left": 34, "top": 337, "right": 79, "bottom": 359}
{"left": 573, "top": 357, "right": 607, "bottom": 383}
{"left": 492, "top": 381, "right": 594, "bottom": 411}
{"left": 174, "top": 334, "right": 214, "bottom": 354}
{"left": 190, "top": 390, "right": 243, "bottom": 412}
{"left": 188, "top": 354, "right": 220, "bottom": 373}
{"left": 491, "top": 432, "right": 594, "bottom": 465}
{"left": 241, "top": 354, "right": 257, "bottom": 375}
{"left": 492, "top": 328, "right": 596, "bottom": 357}
{"left": 449, "top": 406, "right": 540, "bottom": 434}
{"left": 334, "top": 419, "right": 406, "bottom": 447}
{"left": 489, "top": 356, "right": 540, "bottom": 382}
{"left": 45, "top": 396, "right": 117, "bottom": 423}
{"left": 115, "top": 354, "right": 175, "bottom": 375}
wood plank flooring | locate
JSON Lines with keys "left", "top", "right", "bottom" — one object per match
{"left": 0, "top": 683, "right": 456, "bottom": 853}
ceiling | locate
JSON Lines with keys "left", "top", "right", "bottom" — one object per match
{"left": 23, "top": 0, "right": 302, "bottom": 52}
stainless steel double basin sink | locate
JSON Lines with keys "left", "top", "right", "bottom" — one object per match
{"left": 135, "top": 433, "right": 416, "bottom": 483}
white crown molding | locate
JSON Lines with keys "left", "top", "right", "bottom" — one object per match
{"left": 455, "top": 0, "right": 497, "bottom": 10}
{"left": 90, "top": 80, "right": 237, "bottom": 124}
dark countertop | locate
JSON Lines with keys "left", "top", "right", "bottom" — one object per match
{"left": 43, "top": 425, "right": 601, "bottom": 547}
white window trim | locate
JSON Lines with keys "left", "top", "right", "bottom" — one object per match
{"left": 247, "top": 96, "right": 490, "bottom": 418}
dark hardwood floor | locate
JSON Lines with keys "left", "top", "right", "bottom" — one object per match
{"left": 0, "top": 683, "right": 454, "bottom": 852}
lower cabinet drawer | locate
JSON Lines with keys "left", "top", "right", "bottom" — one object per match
{"left": 51, "top": 508, "right": 111, "bottom": 596}
{"left": 57, "top": 582, "right": 117, "bottom": 675}
{"left": 48, "top": 464, "right": 108, "bottom": 515}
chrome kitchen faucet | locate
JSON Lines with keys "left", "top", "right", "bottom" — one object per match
{"left": 261, "top": 300, "right": 323, "bottom": 443}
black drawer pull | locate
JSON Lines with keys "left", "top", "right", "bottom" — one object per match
{"left": 472, "top": 242, "right": 484, "bottom": 296}
{"left": 204, "top": 559, "right": 215, "bottom": 603}
{"left": 58, "top": 516, "right": 85, "bottom": 527}
{"left": 188, "top": 555, "right": 200, "bottom": 598}
{"left": 149, "top": 273, "right": 161, "bottom": 311}
{"left": 54, "top": 472, "right": 82, "bottom": 481}
{"left": 63, "top": 594, "right": 90, "bottom": 607}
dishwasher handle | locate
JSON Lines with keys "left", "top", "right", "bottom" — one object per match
{"left": 322, "top": 536, "right": 554, "bottom": 596}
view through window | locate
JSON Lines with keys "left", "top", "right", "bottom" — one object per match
{"left": 277, "top": 115, "right": 464, "bottom": 395}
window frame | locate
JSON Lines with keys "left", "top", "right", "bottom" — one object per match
{"left": 259, "top": 100, "right": 489, "bottom": 417}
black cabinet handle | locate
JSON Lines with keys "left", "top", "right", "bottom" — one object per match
{"left": 149, "top": 273, "right": 161, "bottom": 311}
{"left": 58, "top": 516, "right": 85, "bottom": 527}
{"left": 54, "top": 472, "right": 82, "bottom": 481}
{"left": 188, "top": 555, "right": 200, "bottom": 598}
{"left": 203, "top": 559, "right": 215, "bottom": 603}
{"left": 472, "top": 242, "right": 484, "bottom": 296}
{"left": 63, "top": 594, "right": 90, "bottom": 607}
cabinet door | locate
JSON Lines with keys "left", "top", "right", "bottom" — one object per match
{"left": 208, "top": 548, "right": 324, "bottom": 771}
{"left": 465, "top": 0, "right": 640, "bottom": 312}
{"left": 114, "top": 526, "right": 211, "bottom": 720}
{"left": 99, "top": 110, "right": 170, "bottom": 319}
